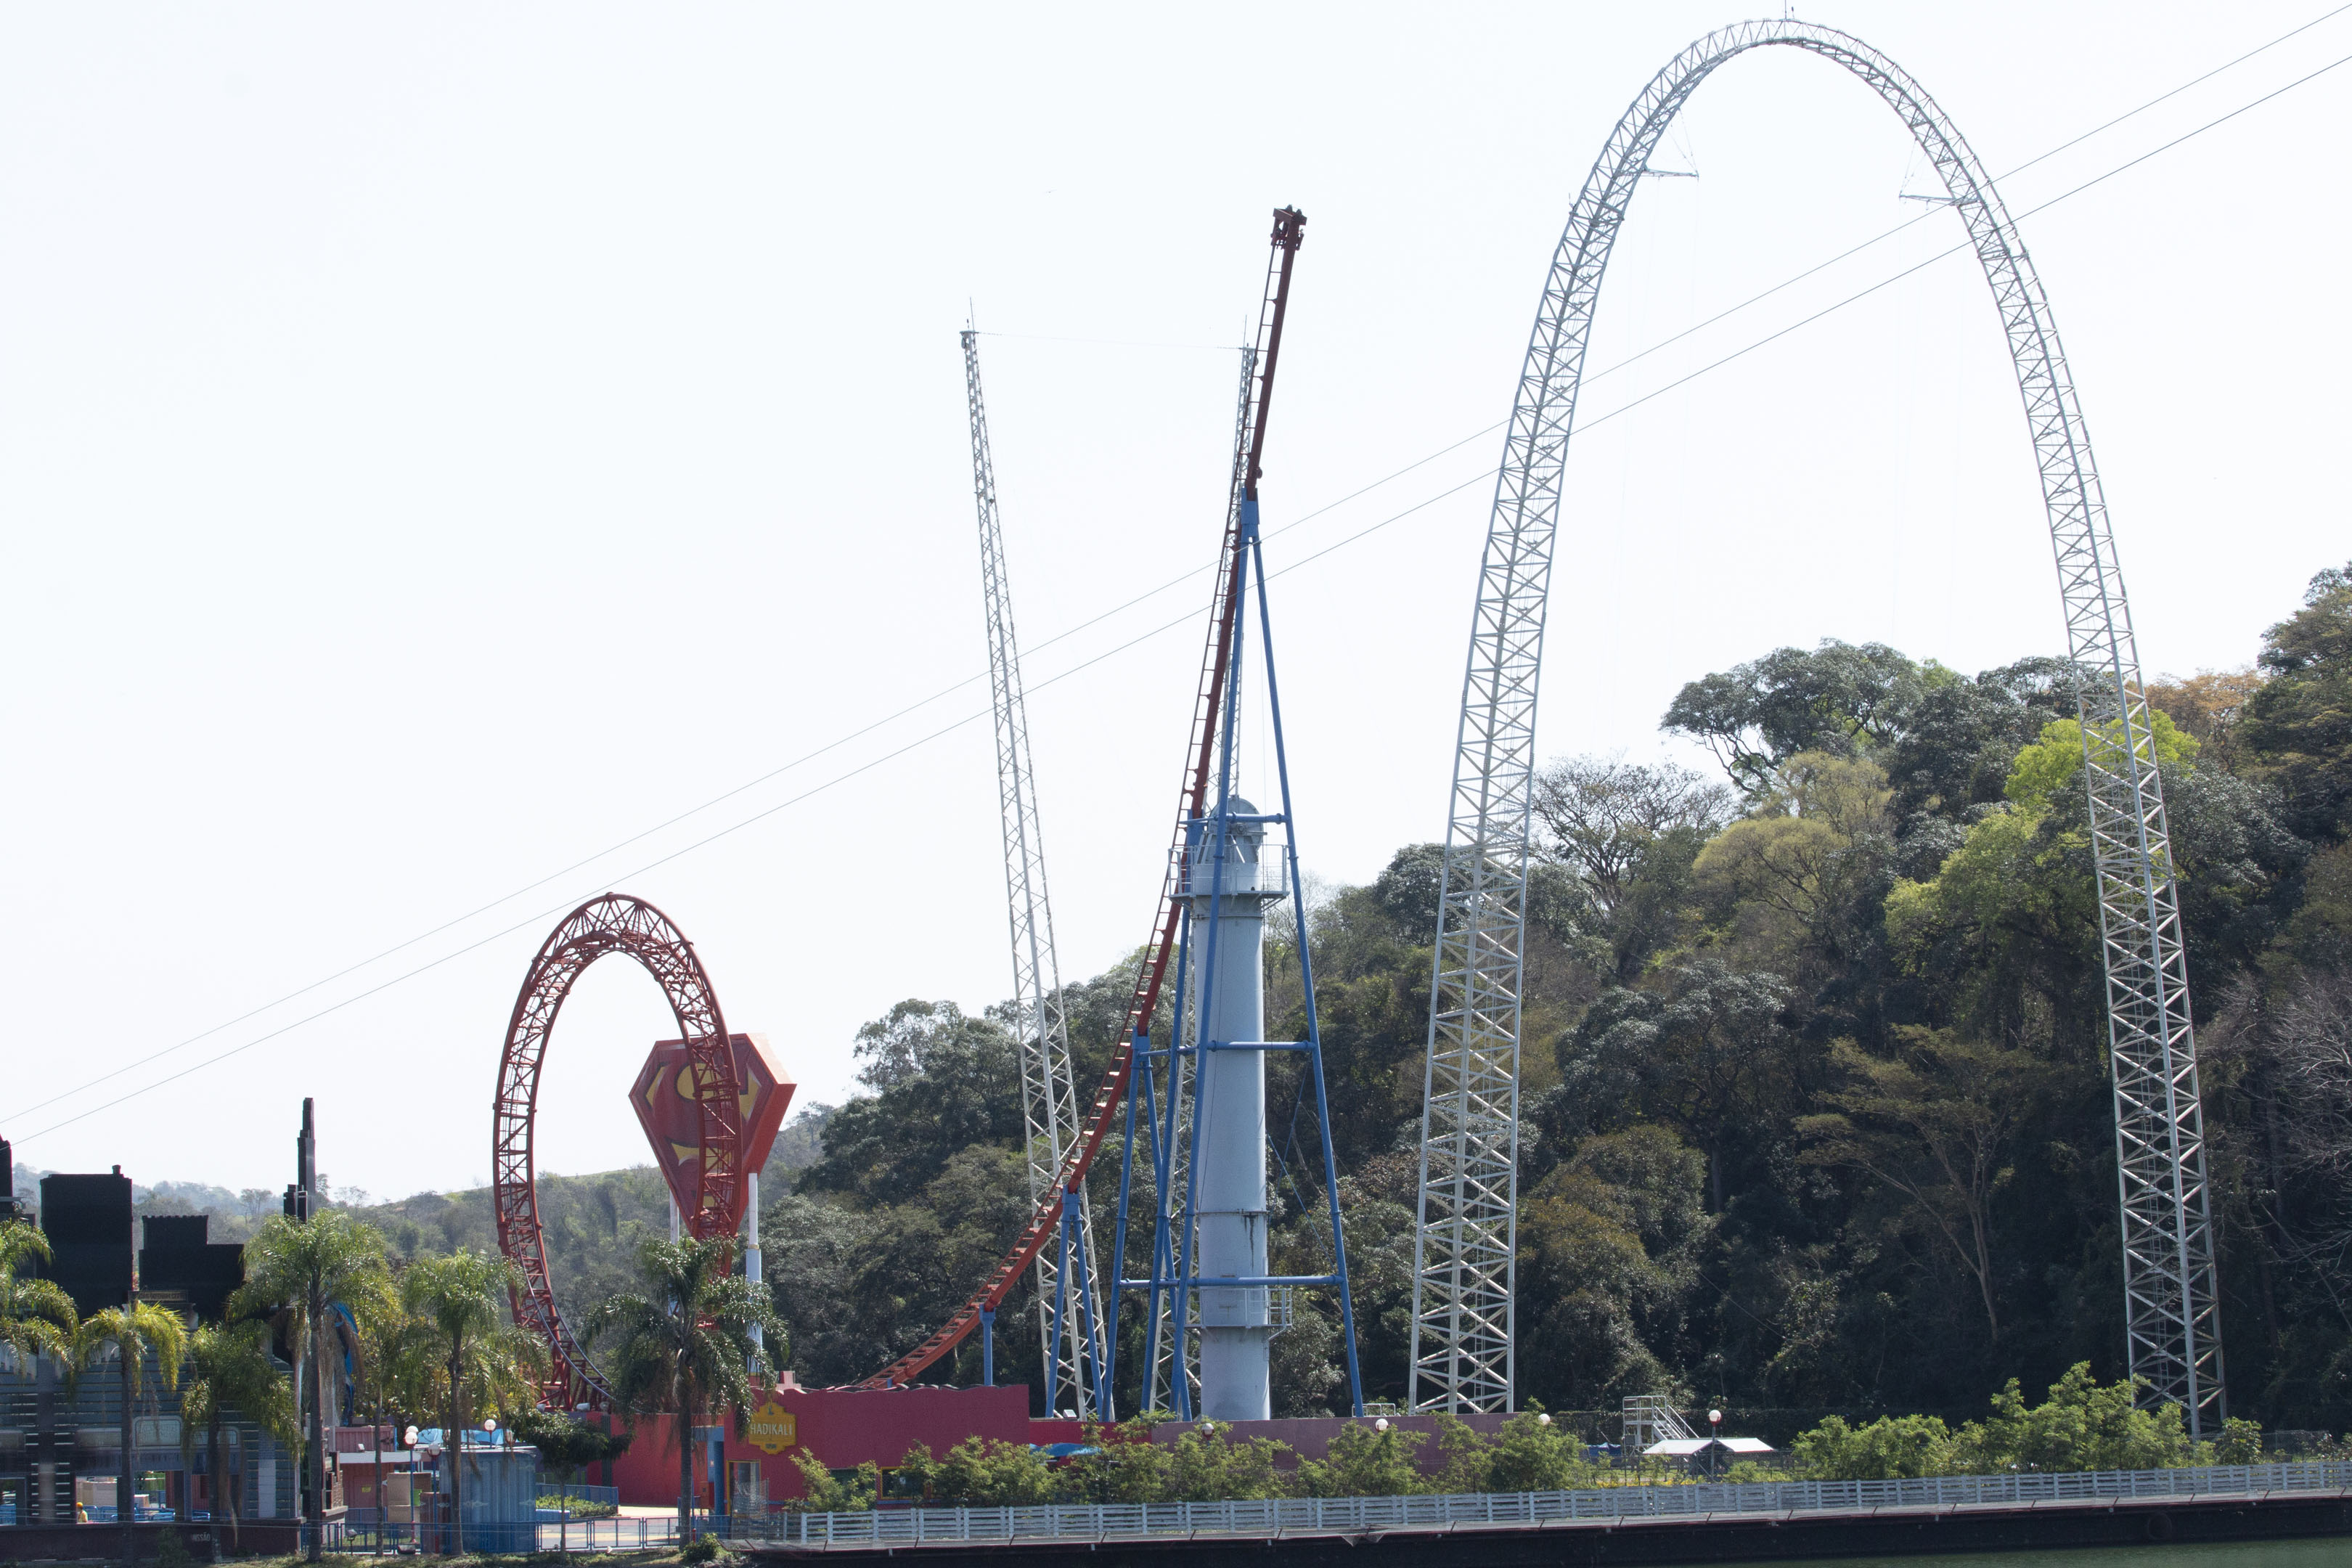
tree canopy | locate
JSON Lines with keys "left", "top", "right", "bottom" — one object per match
{"left": 330, "top": 559, "right": 2352, "bottom": 1445}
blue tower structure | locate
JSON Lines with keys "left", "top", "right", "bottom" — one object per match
{"left": 1107, "top": 208, "right": 1361, "bottom": 1421}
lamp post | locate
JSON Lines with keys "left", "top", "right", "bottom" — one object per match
{"left": 1707, "top": 1409, "right": 1723, "bottom": 1479}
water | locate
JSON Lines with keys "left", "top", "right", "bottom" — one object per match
{"left": 1759, "top": 1542, "right": 2344, "bottom": 1568}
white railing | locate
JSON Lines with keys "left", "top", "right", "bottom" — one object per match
{"left": 754, "top": 1460, "right": 2352, "bottom": 1549}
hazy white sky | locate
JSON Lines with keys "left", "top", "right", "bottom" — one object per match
{"left": 4, "top": 3, "right": 2345, "bottom": 1200}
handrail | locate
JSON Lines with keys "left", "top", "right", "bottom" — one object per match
{"left": 760, "top": 1460, "right": 2352, "bottom": 1548}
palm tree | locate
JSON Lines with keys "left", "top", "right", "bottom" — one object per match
{"left": 73, "top": 1300, "right": 189, "bottom": 1567}
{"left": 1, "top": 1221, "right": 77, "bottom": 1531}
{"left": 585, "top": 1236, "right": 783, "bottom": 1542}
{"left": 0, "top": 1220, "right": 76, "bottom": 1367}
{"left": 373, "top": 1307, "right": 449, "bottom": 1440}
{"left": 400, "top": 1250, "right": 545, "bottom": 1554}
{"left": 179, "top": 1320, "right": 298, "bottom": 1562}
{"left": 235, "top": 1211, "right": 393, "bottom": 1561}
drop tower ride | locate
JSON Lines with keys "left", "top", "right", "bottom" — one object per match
{"left": 1113, "top": 208, "right": 1363, "bottom": 1422}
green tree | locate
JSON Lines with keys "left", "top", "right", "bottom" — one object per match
{"left": 0, "top": 1221, "right": 76, "bottom": 1364}
{"left": 1799, "top": 1030, "right": 2054, "bottom": 1344}
{"left": 2001, "top": 711, "right": 2198, "bottom": 814}
{"left": 1554, "top": 962, "right": 1794, "bottom": 1213}
{"left": 1480, "top": 1408, "right": 1596, "bottom": 1493}
{"left": 2148, "top": 667, "right": 2267, "bottom": 777}
{"left": 2244, "top": 560, "right": 2352, "bottom": 841}
{"left": 399, "top": 1249, "right": 544, "bottom": 1553}
{"left": 896, "top": 1434, "right": 1055, "bottom": 1505}
{"left": 1691, "top": 751, "right": 1894, "bottom": 964}
{"left": 507, "top": 1408, "right": 632, "bottom": 1548}
{"left": 584, "top": 1235, "right": 783, "bottom": 1540}
{"left": 179, "top": 1320, "right": 298, "bottom": 1561}
{"left": 234, "top": 1211, "right": 393, "bottom": 1561}
{"left": 73, "top": 1301, "right": 189, "bottom": 1564}
{"left": 1515, "top": 1126, "right": 1710, "bottom": 1405}
{"left": 785, "top": 1448, "right": 878, "bottom": 1511}
{"left": 1665, "top": 640, "right": 1934, "bottom": 796}
{"left": 798, "top": 1001, "right": 1026, "bottom": 1206}
{"left": 369, "top": 1306, "right": 451, "bottom": 1439}
{"left": 1949, "top": 1362, "right": 2197, "bottom": 1473}
{"left": 1533, "top": 754, "right": 1733, "bottom": 912}
{"left": 1879, "top": 656, "right": 2083, "bottom": 822}
{"left": 1423, "top": 1413, "right": 1497, "bottom": 1493}
{"left": 1161, "top": 1421, "right": 1293, "bottom": 1500}
{"left": 1881, "top": 725, "right": 2123, "bottom": 1045}
{"left": 1068, "top": 1418, "right": 1171, "bottom": 1502}
{"left": 1789, "top": 1413, "right": 1956, "bottom": 1479}
{"left": 1294, "top": 1421, "right": 1425, "bottom": 1496}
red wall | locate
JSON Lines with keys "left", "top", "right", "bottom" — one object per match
{"left": 609, "top": 1384, "right": 1035, "bottom": 1506}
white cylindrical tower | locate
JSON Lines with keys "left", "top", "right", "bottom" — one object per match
{"left": 745, "top": 1170, "right": 764, "bottom": 1373}
{"left": 1188, "top": 797, "right": 1278, "bottom": 1421}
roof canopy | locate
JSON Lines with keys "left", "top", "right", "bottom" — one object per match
{"left": 1644, "top": 1436, "right": 1776, "bottom": 1456}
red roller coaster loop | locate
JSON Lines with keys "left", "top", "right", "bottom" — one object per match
{"left": 492, "top": 894, "right": 743, "bottom": 1408}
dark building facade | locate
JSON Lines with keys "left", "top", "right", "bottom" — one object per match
{"left": 138, "top": 1214, "right": 247, "bottom": 1323}
{"left": 34, "top": 1169, "right": 134, "bottom": 1318}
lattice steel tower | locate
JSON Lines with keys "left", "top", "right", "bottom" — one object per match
{"left": 1410, "top": 17, "right": 2222, "bottom": 1430}
{"left": 964, "top": 328, "right": 1108, "bottom": 1418}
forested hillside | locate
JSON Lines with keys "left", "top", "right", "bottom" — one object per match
{"left": 362, "top": 560, "right": 2352, "bottom": 1432}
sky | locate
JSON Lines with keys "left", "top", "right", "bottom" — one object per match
{"left": 3, "top": 3, "right": 2347, "bottom": 1202}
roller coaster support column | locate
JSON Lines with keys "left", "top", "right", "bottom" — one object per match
{"left": 1044, "top": 1190, "right": 1110, "bottom": 1418}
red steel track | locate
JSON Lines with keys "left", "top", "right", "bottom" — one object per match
{"left": 860, "top": 208, "right": 1306, "bottom": 1391}
{"left": 493, "top": 893, "right": 744, "bottom": 1407}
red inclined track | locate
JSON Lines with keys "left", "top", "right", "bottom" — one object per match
{"left": 861, "top": 208, "right": 1307, "bottom": 1391}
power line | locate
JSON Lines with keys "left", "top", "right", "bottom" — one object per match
{"left": 12, "top": 20, "right": 2348, "bottom": 1146}
{"left": 1578, "top": 2, "right": 2352, "bottom": 392}
{"left": 0, "top": 422, "right": 1506, "bottom": 1130}
{"left": 1576, "top": 42, "right": 2352, "bottom": 435}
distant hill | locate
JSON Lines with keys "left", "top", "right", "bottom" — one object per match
{"left": 11, "top": 1106, "right": 834, "bottom": 1323}
{"left": 347, "top": 1103, "right": 833, "bottom": 1323}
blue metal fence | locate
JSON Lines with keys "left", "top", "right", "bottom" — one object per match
{"left": 756, "top": 1459, "right": 2352, "bottom": 1550}
{"left": 34, "top": 1460, "right": 2348, "bottom": 1557}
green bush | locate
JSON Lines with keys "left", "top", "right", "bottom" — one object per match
{"left": 1068, "top": 1418, "right": 1177, "bottom": 1502}
{"left": 897, "top": 1434, "right": 1055, "bottom": 1506}
{"left": 786, "top": 1447, "right": 878, "bottom": 1512}
{"left": 1791, "top": 1413, "right": 1956, "bottom": 1479}
{"left": 1951, "top": 1364, "right": 2194, "bottom": 1474}
{"left": 2210, "top": 1417, "right": 2266, "bottom": 1466}
{"left": 1161, "top": 1421, "right": 1292, "bottom": 1500}
{"left": 1295, "top": 1423, "right": 1426, "bottom": 1497}
{"left": 1788, "top": 1365, "right": 2266, "bottom": 1479}
{"left": 1474, "top": 1408, "right": 1597, "bottom": 1493}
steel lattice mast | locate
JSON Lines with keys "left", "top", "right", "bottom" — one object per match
{"left": 858, "top": 212, "right": 1303, "bottom": 1395}
{"left": 1410, "top": 17, "right": 2222, "bottom": 1429}
{"left": 963, "top": 329, "right": 1109, "bottom": 1418}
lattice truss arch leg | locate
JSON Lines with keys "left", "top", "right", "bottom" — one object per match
{"left": 962, "top": 329, "right": 1110, "bottom": 1418}
{"left": 1409, "top": 17, "right": 2222, "bottom": 1429}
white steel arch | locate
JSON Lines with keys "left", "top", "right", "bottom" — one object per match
{"left": 1410, "top": 17, "right": 2223, "bottom": 1431}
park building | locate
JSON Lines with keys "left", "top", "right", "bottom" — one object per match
{"left": 0, "top": 1149, "right": 302, "bottom": 1543}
